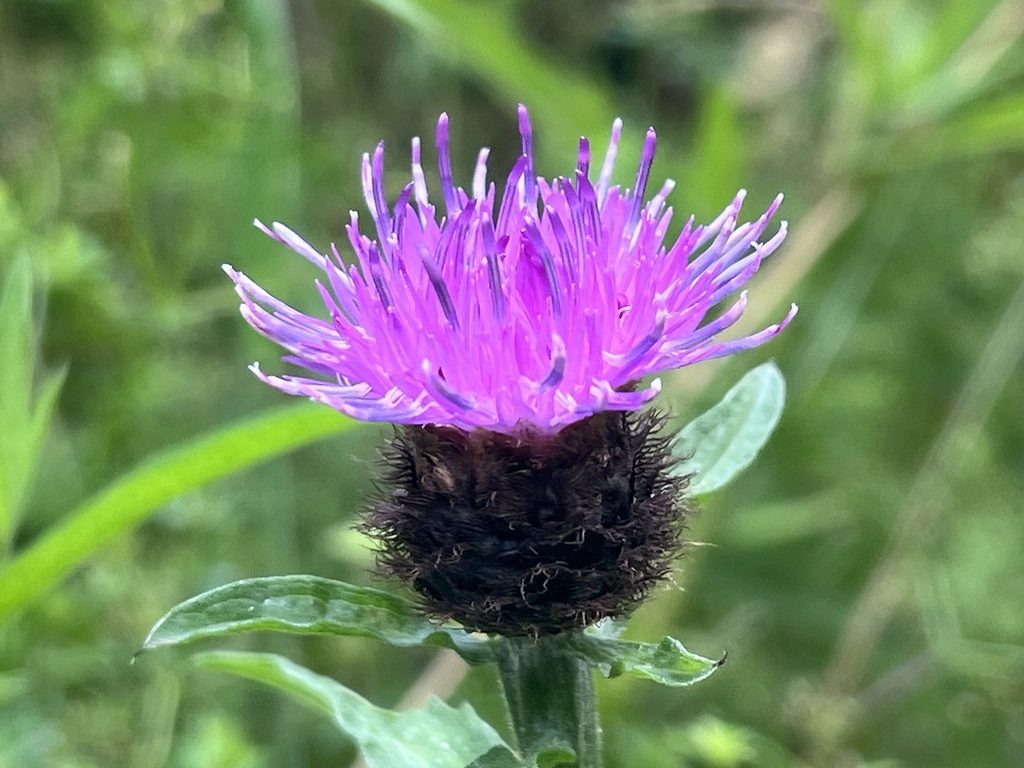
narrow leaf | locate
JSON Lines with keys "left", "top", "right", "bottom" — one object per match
{"left": 197, "top": 650, "right": 508, "bottom": 768}
{"left": 0, "top": 253, "right": 34, "bottom": 548}
{"left": 0, "top": 253, "right": 32, "bottom": 435}
{"left": 27, "top": 367, "right": 67, "bottom": 460}
{"left": 142, "top": 576, "right": 718, "bottom": 687}
{"left": 22, "top": 365, "right": 68, "bottom": 509}
{"left": 140, "top": 575, "right": 495, "bottom": 664}
{"left": 0, "top": 403, "right": 356, "bottom": 620}
{"left": 673, "top": 362, "right": 786, "bottom": 496}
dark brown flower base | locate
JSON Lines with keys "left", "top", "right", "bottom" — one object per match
{"left": 361, "top": 409, "right": 693, "bottom": 636}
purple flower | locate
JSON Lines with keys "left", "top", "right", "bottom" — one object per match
{"left": 226, "top": 106, "right": 796, "bottom": 434}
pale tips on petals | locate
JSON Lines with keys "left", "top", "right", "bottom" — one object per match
{"left": 436, "top": 112, "right": 458, "bottom": 216}
{"left": 359, "top": 146, "right": 391, "bottom": 249}
{"left": 360, "top": 152, "right": 374, "bottom": 213}
{"left": 472, "top": 148, "right": 490, "bottom": 201}
{"left": 370, "top": 143, "right": 391, "bottom": 238}
{"left": 595, "top": 118, "right": 623, "bottom": 204}
{"left": 256, "top": 221, "right": 325, "bottom": 266}
{"left": 662, "top": 293, "right": 750, "bottom": 356}
{"left": 253, "top": 218, "right": 275, "bottom": 238}
{"left": 761, "top": 220, "right": 788, "bottom": 255}
{"left": 411, "top": 136, "right": 428, "bottom": 205}
{"left": 695, "top": 189, "right": 747, "bottom": 248}
{"left": 670, "top": 303, "right": 798, "bottom": 367}
{"left": 249, "top": 361, "right": 267, "bottom": 383}
{"left": 779, "top": 302, "right": 799, "bottom": 329}
{"left": 648, "top": 179, "right": 676, "bottom": 218}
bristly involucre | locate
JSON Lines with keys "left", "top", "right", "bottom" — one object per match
{"left": 361, "top": 410, "right": 692, "bottom": 636}
{"left": 225, "top": 105, "right": 796, "bottom": 434}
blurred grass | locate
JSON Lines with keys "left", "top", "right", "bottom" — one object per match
{"left": 0, "top": 402, "right": 355, "bottom": 620}
{"left": 1, "top": 0, "right": 1022, "bottom": 766}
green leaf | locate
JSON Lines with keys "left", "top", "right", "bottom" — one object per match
{"left": 197, "top": 650, "right": 508, "bottom": 768}
{"left": 0, "top": 253, "right": 34, "bottom": 552}
{"left": 673, "top": 362, "right": 786, "bottom": 496}
{"left": 140, "top": 575, "right": 496, "bottom": 664}
{"left": 0, "top": 253, "right": 65, "bottom": 559}
{"left": 0, "top": 253, "right": 32, "bottom": 433}
{"left": 564, "top": 632, "right": 721, "bottom": 688}
{"left": 25, "top": 367, "right": 67, "bottom": 495}
{"left": 533, "top": 748, "right": 579, "bottom": 768}
{"left": 141, "top": 576, "right": 717, "bottom": 686}
{"left": 0, "top": 403, "right": 356, "bottom": 621}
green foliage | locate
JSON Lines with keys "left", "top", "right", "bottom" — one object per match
{"left": 141, "top": 575, "right": 496, "bottom": 663}
{"left": 197, "top": 650, "right": 509, "bottom": 768}
{"left": 563, "top": 633, "right": 718, "bottom": 688}
{"left": 0, "top": 404, "right": 354, "bottom": 620}
{"left": 138, "top": 575, "right": 717, "bottom": 764}
{"left": 141, "top": 575, "right": 718, "bottom": 686}
{"left": 0, "top": 254, "right": 65, "bottom": 560}
{"left": 2, "top": 0, "right": 1023, "bottom": 765}
{"left": 673, "top": 362, "right": 786, "bottom": 496}
{"left": 494, "top": 636, "right": 598, "bottom": 767}
{"left": 358, "top": 0, "right": 616, "bottom": 154}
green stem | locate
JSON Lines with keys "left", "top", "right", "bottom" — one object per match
{"left": 496, "top": 633, "right": 602, "bottom": 768}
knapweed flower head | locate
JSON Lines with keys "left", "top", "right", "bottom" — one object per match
{"left": 226, "top": 106, "right": 795, "bottom": 636}
{"left": 226, "top": 105, "right": 795, "bottom": 436}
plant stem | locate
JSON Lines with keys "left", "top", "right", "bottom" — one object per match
{"left": 495, "top": 633, "right": 602, "bottom": 767}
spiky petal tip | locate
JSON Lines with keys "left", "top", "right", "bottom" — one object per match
{"left": 226, "top": 106, "right": 796, "bottom": 434}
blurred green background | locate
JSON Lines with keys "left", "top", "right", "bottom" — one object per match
{"left": 2, "top": 0, "right": 1023, "bottom": 766}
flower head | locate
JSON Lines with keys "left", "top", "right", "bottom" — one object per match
{"left": 226, "top": 106, "right": 795, "bottom": 434}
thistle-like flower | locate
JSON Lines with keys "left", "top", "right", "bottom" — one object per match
{"left": 226, "top": 106, "right": 795, "bottom": 635}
